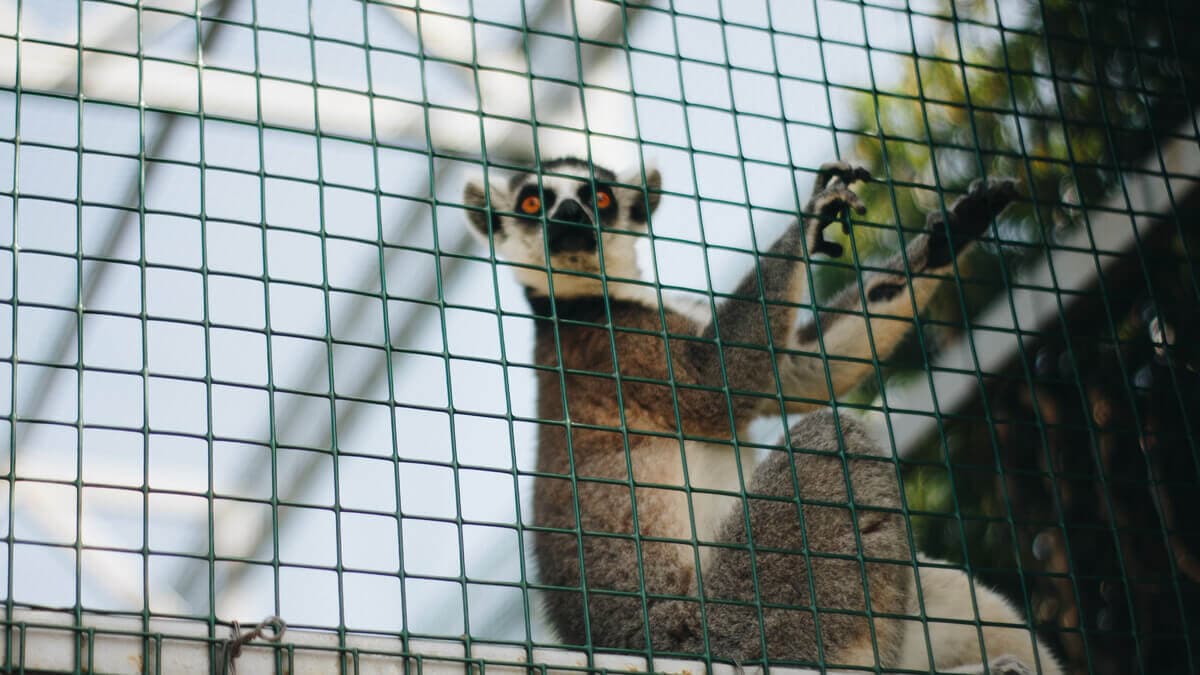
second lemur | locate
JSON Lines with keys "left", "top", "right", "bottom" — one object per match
{"left": 464, "top": 158, "right": 1061, "bottom": 674}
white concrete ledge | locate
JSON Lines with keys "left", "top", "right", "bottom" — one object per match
{"left": 3, "top": 607, "right": 827, "bottom": 675}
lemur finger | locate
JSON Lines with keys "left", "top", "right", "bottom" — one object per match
{"left": 925, "top": 177, "right": 1020, "bottom": 269}
{"left": 811, "top": 161, "right": 872, "bottom": 198}
{"left": 806, "top": 181, "right": 867, "bottom": 259}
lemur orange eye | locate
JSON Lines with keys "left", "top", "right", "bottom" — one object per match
{"left": 595, "top": 191, "right": 613, "bottom": 209}
{"left": 520, "top": 195, "right": 542, "bottom": 214}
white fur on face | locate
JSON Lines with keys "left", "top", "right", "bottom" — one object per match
{"left": 482, "top": 170, "right": 651, "bottom": 301}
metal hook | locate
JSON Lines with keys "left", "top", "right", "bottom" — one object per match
{"left": 220, "top": 615, "right": 287, "bottom": 675}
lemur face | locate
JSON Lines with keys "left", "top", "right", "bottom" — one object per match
{"left": 464, "top": 157, "right": 661, "bottom": 297}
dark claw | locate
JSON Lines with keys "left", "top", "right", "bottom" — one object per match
{"left": 817, "top": 186, "right": 867, "bottom": 217}
{"left": 926, "top": 177, "right": 1020, "bottom": 234}
{"left": 812, "top": 161, "right": 872, "bottom": 198}
{"left": 804, "top": 162, "right": 872, "bottom": 258}
{"left": 812, "top": 238, "right": 844, "bottom": 258}
{"left": 808, "top": 184, "right": 865, "bottom": 258}
{"left": 925, "top": 177, "right": 1020, "bottom": 268}
{"left": 957, "top": 177, "right": 1020, "bottom": 229}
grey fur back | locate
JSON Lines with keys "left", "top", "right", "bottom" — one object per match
{"left": 647, "top": 411, "right": 914, "bottom": 665}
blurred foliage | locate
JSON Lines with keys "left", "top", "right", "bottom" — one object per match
{"left": 848, "top": 0, "right": 1198, "bottom": 240}
{"left": 836, "top": 1, "right": 1200, "bottom": 672}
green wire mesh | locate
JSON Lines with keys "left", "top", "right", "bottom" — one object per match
{"left": 0, "top": 0, "right": 1197, "bottom": 672}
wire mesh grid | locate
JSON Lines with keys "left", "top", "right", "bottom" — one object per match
{"left": 0, "top": 0, "right": 1197, "bottom": 672}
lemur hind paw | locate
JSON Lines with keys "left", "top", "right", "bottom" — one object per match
{"left": 806, "top": 163, "right": 872, "bottom": 259}
{"left": 925, "top": 177, "right": 1020, "bottom": 268}
{"left": 984, "top": 655, "right": 1037, "bottom": 675}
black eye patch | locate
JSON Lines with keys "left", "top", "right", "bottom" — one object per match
{"left": 515, "top": 186, "right": 555, "bottom": 214}
{"left": 867, "top": 282, "right": 905, "bottom": 303}
{"left": 576, "top": 184, "right": 616, "bottom": 213}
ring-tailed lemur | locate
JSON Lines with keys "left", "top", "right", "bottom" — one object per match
{"left": 463, "top": 158, "right": 1061, "bottom": 674}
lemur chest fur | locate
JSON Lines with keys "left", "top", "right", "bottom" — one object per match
{"left": 528, "top": 295, "right": 732, "bottom": 437}
{"left": 529, "top": 295, "right": 752, "bottom": 566}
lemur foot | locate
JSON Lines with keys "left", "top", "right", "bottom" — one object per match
{"left": 925, "top": 177, "right": 1020, "bottom": 268}
{"left": 943, "top": 655, "right": 1036, "bottom": 675}
{"left": 806, "top": 162, "right": 872, "bottom": 259}
{"left": 983, "top": 655, "right": 1037, "bottom": 675}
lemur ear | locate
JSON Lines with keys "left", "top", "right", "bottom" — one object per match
{"left": 644, "top": 168, "right": 662, "bottom": 214}
{"left": 463, "top": 180, "right": 504, "bottom": 241}
{"left": 623, "top": 167, "right": 662, "bottom": 226}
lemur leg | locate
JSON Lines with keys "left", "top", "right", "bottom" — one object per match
{"left": 646, "top": 411, "right": 914, "bottom": 665}
{"left": 780, "top": 178, "right": 1019, "bottom": 409}
{"left": 691, "top": 163, "right": 871, "bottom": 420}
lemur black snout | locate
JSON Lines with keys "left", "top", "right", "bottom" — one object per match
{"left": 551, "top": 198, "right": 589, "bottom": 224}
{"left": 547, "top": 199, "right": 597, "bottom": 252}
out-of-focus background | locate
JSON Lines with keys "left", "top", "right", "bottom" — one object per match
{"left": 1, "top": 0, "right": 1198, "bottom": 672}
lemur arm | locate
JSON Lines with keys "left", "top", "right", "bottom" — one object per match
{"left": 683, "top": 163, "right": 872, "bottom": 423}
{"left": 780, "top": 178, "right": 1019, "bottom": 410}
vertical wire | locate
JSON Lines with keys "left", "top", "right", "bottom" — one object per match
{"left": 3, "top": 0, "right": 20, "bottom": 668}
{"left": 246, "top": 0, "right": 288, "bottom": 665}
{"left": 301, "top": 0, "right": 349, "bottom": 652}
{"left": 134, "top": 0, "right": 154, "bottom": 667}
{"left": 359, "top": 0, "right": 412, "bottom": 655}
{"left": 191, "top": 0, "right": 220, "bottom": 654}
{"left": 409, "top": 0, "right": 473, "bottom": 651}
{"left": 462, "top": 0, "right": 535, "bottom": 654}
{"left": 72, "top": 0, "right": 86, "bottom": 662}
